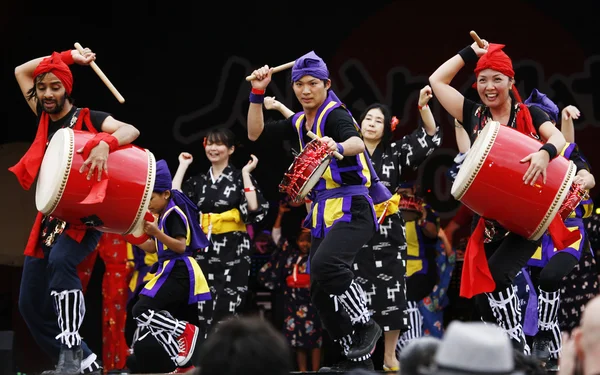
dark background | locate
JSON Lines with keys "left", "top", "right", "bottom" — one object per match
{"left": 1, "top": 0, "right": 599, "bottom": 372}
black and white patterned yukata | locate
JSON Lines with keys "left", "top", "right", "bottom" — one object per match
{"left": 352, "top": 125, "right": 441, "bottom": 332}
{"left": 182, "top": 164, "right": 269, "bottom": 336}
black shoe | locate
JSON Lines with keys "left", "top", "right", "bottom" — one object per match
{"left": 545, "top": 358, "right": 559, "bottom": 372}
{"left": 41, "top": 346, "right": 83, "bottom": 375}
{"left": 346, "top": 320, "right": 382, "bottom": 360}
{"left": 318, "top": 358, "right": 374, "bottom": 373}
{"left": 532, "top": 331, "right": 552, "bottom": 364}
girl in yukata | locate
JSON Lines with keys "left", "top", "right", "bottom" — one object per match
{"left": 172, "top": 128, "right": 269, "bottom": 338}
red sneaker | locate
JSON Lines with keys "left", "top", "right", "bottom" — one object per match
{"left": 175, "top": 323, "right": 199, "bottom": 366}
{"left": 169, "top": 365, "right": 195, "bottom": 373}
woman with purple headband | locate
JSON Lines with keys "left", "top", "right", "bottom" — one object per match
{"left": 521, "top": 89, "right": 595, "bottom": 370}
{"left": 247, "top": 51, "right": 391, "bottom": 372}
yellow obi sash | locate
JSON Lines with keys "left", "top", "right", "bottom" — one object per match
{"left": 374, "top": 193, "right": 401, "bottom": 219}
{"left": 200, "top": 208, "right": 247, "bottom": 235}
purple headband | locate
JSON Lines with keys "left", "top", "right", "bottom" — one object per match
{"left": 291, "top": 51, "right": 329, "bottom": 82}
{"left": 524, "top": 89, "right": 559, "bottom": 123}
{"left": 154, "top": 159, "right": 172, "bottom": 193}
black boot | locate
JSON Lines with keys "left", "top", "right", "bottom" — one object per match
{"left": 41, "top": 346, "right": 83, "bottom": 375}
{"left": 318, "top": 357, "right": 374, "bottom": 373}
{"left": 532, "top": 330, "right": 552, "bottom": 365}
{"left": 346, "top": 319, "right": 382, "bottom": 360}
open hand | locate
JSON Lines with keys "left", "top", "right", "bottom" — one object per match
{"left": 77, "top": 141, "right": 109, "bottom": 181}
{"left": 520, "top": 150, "right": 550, "bottom": 185}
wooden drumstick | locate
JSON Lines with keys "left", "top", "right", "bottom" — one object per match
{"left": 470, "top": 30, "right": 485, "bottom": 48}
{"left": 74, "top": 42, "right": 125, "bottom": 104}
{"left": 306, "top": 131, "right": 344, "bottom": 160}
{"left": 245, "top": 61, "right": 295, "bottom": 81}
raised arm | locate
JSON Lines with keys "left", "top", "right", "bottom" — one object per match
{"left": 247, "top": 65, "right": 273, "bottom": 141}
{"left": 560, "top": 105, "right": 581, "bottom": 143}
{"left": 15, "top": 48, "right": 96, "bottom": 114}
{"left": 172, "top": 152, "right": 194, "bottom": 190}
{"left": 264, "top": 96, "right": 295, "bottom": 118}
{"left": 429, "top": 41, "right": 489, "bottom": 122}
{"left": 418, "top": 85, "right": 438, "bottom": 136}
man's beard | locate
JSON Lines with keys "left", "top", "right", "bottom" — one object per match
{"left": 41, "top": 96, "right": 66, "bottom": 114}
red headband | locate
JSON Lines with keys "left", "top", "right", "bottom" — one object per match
{"left": 32, "top": 52, "right": 73, "bottom": 94}
{"left": 474, "top": 43, "right": 514, "bottom": 79}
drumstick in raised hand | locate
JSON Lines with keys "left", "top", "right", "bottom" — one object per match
{"left": 306, "top": 131, "right": 344, "bottom": 160}
{"left": 470, "top": 30, "right": 485, "bottom": 48}
{"left": 74, "top": 42, "right": 125, "bottom": 104}
{"left": 245, "top": 61, "right": 295, "bottom": 81}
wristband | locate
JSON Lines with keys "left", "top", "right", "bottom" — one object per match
{"left": 336, "top": 143, "right": 344, "bottom": 155}
{"left": 251, "top": 88, "right": 266, "bottom": 95}
{"left": 458, "top": 46, "right": 478, "bottom": 64}
{"left": 249, "top": 92, "right": 264, "bottom": 104}
{"left": 244, "top": 186, "right": 256, "bottom": 193}
{"left": 60, "top": 50, "right": 75, "bottom": 65}
{"left": 81, "top": 133, "right": 120, "bottom": 160}
{"left": 539, "top": 143, "right": 558, "bottom": 160}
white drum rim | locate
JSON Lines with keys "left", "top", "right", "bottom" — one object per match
{"left": 451, "top": 121, "right": 500, "bottom": 200}
{"left": 529, "top": 160, "right": 577, "bottom": 241}
{"left": 298, "top": 157, "right": 332, "bottom": 199}
{"left": 124, "top": 150, "right": 156, "bottom": 235}
{"left": 35, "top": 127, "right": 74, "bottom": 214}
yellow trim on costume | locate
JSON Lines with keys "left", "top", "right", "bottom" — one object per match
{"left": 316, "top": 102, "right": 338, "bottom": 138}
{"left": 200, "top": 208, "right": 247, "bottom": 234}
{"left": 405, "top": 221, "right": 422, "bottom": 277}
{"left": 357, "top": 153, "right": 372, "bottom": 187}
{"left": 374, "top": 193, "right": 400, "bottom": 218}
{"left": 189, "top": 258, "right": 210, "bottom": 296}
{"left": 144, "top": 259, "right": 171, "bottom": 291}
{"left": 324, "top": 198, "right": 345, "bottom": 228}
{"left": 157, "top": 206, "right": 191, "bottom": 251}
{"left": 322, "top": 166, "right": 340, "bottom": 189}
{"left": 531, "top": 245, "right": 542, "bottom": 261}
{"left": 406, "top": 259, "right": 423, "bottom": 278}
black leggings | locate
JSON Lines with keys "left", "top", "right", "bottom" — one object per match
{"left": 529, "top": 251, "right": 579, "bottom": 292}
{"left": 309, "top": 196, "right": 376, "bottom": 340}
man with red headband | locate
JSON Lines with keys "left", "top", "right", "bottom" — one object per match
{"left": 12, "top": 47, "right": 140, "bottom": 374}
{"left": 429, "top": 40, "right": 568, "bottom": 357}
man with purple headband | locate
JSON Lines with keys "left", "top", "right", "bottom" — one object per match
{"left": 247, "top": 51, "right": 390, "bottom": 371}
{"left": 521, "top": 89, "right": 595, "bottom": 370}
{"left": 132, "top": 159, "right": 211, "bottom": 373}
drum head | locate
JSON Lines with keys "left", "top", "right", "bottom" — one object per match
{"left": 298, "top": 157, "right": 331, "bottom": 198}
{"left": 451, "top": 121, "right": 500, "bottom": 200}
{"left": 35, "top": 128, "right": 73, "bottom": 214}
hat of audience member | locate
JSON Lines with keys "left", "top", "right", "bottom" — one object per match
{"left": 419, "top": 321, "right": 520, "bottom": 375}
{"left": 400, "top": 336, "right": 442, "bottom": 375}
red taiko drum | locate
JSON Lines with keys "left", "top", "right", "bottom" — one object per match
{"left": 451, "top": 121, "right": 577, "bottom": 241}
{"left": 279, "top": 139, "right": 332, "bottom": 204}
{"left": 35, "top": 128, "right": 155, "bottom": 236}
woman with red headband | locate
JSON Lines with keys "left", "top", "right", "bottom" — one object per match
{"left": 428, "top": 40, "right": 566, "bottom": 355}
{"left": 12, "top": 48, "right": 140, "bottom": 375}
